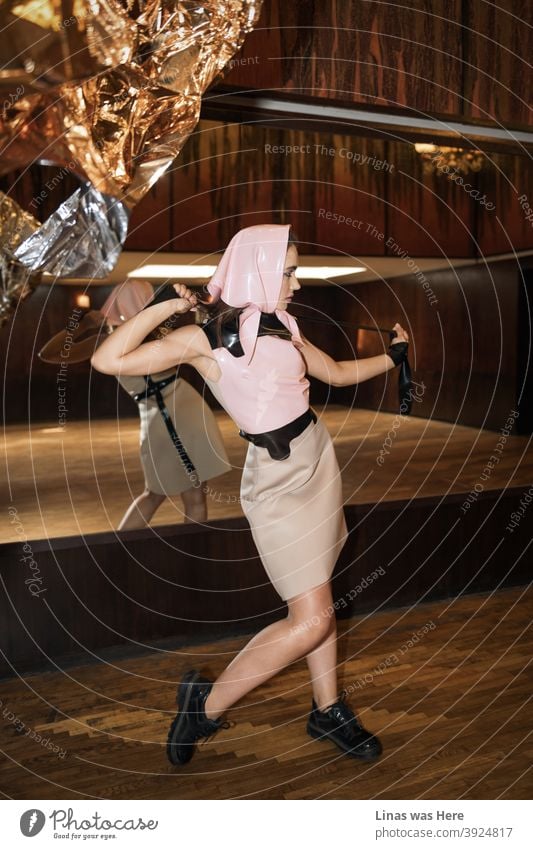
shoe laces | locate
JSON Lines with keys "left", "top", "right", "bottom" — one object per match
{"left": 197, "top": 718, "right": 234, "bottom": 746}
{"left": 325, "top": 690, "right": 365, "bottom": 739}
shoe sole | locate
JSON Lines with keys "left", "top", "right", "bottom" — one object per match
{"left": 307, "top": 720, "right": 383, "bottom": 761}
{"left": 166, "top": 669, "right": 201, "bottom": 766}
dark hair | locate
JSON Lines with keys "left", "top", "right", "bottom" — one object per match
{"left": 287, "top": 227, "right": 299, "bottom": 247}
{"left": 194, "top": 299, "right": 241, "bottom": 349}
{"left": 199, "top": 226, "right": 298, "bottom": 345}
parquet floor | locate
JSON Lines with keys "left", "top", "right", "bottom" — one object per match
{"left": 1, "top": 586, "right": 531, "bottom": 799}
{"left": 2, "top": 406, "right": 532, "bottom": 542}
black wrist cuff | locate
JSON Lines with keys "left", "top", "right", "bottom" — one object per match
{"left": 388, "top": 341, "right": 409, "bottom": 366}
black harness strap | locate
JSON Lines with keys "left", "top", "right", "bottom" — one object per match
{"left": 132, "top": 373, "right": 178, "bottom": 401}
{"left": 132, "top": 374, "right": 197, "bottom": 478}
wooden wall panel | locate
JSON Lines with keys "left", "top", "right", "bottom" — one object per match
{"left": 98, "top": 133, "right": 533, "bottom": 258}
{"left": 386, "top": 142, "right": 476, "bottom": 258}
{"left": 4, "top": 125, "right": 531, "bottom": 260}
{"left": 223, "top": 0, "right": 532, "bottom": 128}
{"left": 0, "top": 163, "right": 80, "bottom": 224}
{"left": 476, "top": 153, "right": 533, "bottom": 255}
{"left": 464, "top": 1, "right": 533, "bottom": 128}
{"left": 169, "top": 120, "right": 388, "bottom": 254}
{"left": 223, "top": 0, "right": 464, "bottom": 117}
{"left": 124, "top": 171, "right": 173, "bottom": 252}
{"left": 335, "top": 258, "right": 523, "bottom": 431}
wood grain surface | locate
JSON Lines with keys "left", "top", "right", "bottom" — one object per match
{"left": 0, "top": 585, "right": 530, "bottom": 799}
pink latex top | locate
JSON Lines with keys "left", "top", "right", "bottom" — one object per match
{"left": 205, "top": 224, "right": 309, "bottom": 433}
{"left": 207, "top": 223, "right": 303, "bottom": 366}
{"left": 100, "top": 279, "right": 154, "bottom": 325}
{"left": 205, "top": 334, "right": 310, "bottom": 434}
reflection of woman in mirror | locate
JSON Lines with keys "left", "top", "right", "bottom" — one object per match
{"left": 39, "top": 280, "right": 231, "bottom": 529}
{"left": 99, "top": 281, "right": 231, "bottom": 529}
{"left": 91, "top": 224, "right": 410, "bottom": 766}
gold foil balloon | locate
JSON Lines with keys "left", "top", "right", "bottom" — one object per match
{"left": 0, "top": 0, "right": 137, "bottom": 94}
{"left": 0, "top": 191, "right": 42, "bottom": 326}
{"left": 0, "top": 190, "right": 39, "bottom": 249}
{"left": 0, "top": 0, "right": 263, "bottom": 297}
{"left": 0, "top": 256, "right": 41, "bottom": 327}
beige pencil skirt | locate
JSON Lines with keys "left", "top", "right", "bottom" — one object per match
{"left": 240, "top": 414, "right": 349, "bottom": 601}
{"left": 117, "top": 372, "right": 231, "bottom": 495}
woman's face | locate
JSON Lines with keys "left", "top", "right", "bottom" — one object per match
{"left": 276, "top": 244, "right": 301, "bottom": 310}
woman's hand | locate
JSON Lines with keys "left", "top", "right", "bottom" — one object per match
{"left": 390, "top": 322, "right": 409, "bottom": 344}
{"left": 170, "top": 283, "right": 198, "bottom": 314}
{"left": 387, "top": 322, "right": 410, "bottom": 368}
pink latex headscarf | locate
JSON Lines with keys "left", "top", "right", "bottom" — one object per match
{"left": 100, "top": 279, "right": 154, "bottom": 325}
{"left": 207, "top": 223, "right": 302, "bottom": 363}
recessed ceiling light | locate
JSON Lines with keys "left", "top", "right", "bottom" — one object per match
{"left": 296, "top": 267, "right": 366, "bottom": 279}
{"left": 127, "top": 264, "right": 366, "bottom": 280}
{"left": 128, "top": 265, "right": 218, "bottom": 279}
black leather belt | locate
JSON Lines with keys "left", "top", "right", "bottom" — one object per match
{"left": 132, "top": 374, "right": 197, "bottom": 478}
{"left": 239, "top": 408, "right": 317, "bottom": 461}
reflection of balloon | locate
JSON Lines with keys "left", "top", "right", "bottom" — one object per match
{"left": 0, "top": 1, "right": 263, "bottom": 307}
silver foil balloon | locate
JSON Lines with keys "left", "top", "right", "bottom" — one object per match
{"left": 0, "top": 0, "right": 263, "bottom": 318}
{"left": 14, "top": 183, "right": 130, "bottom": 277}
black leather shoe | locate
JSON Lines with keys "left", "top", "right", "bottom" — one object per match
{"left": 307, "top": 692, "right": 383, "bottom": 760}
{"left": 166, "top": 669, "right": 228, "bottom": 765}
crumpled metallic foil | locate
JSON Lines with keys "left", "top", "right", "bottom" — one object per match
{"left": 14, "top": 182, "right": 130, "bottom": 276}
{"left": 0, "top": 0, "right": 263, "bottom": 297}
{"left": 0, "top": 257, "right": 42, "bottom": 327}
{"left": 0, "top": 1, "right": 263, "bottom": 202}
{"left": 0, "top": 190, "right": 40, "bottom": 250}
{"left": 0, "top": 1, "right": 137, "bottom": 95}
{"left": 0, "top": 192, "right": 42, "bottom": 327}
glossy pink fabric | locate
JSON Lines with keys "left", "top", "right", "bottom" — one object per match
{"left": 205, "top": 224, "right": 309, "bottom": 432}
{"left": 100, "top": 279, "right": 154, "bottom": 325}
{"left": 207, "top": 223, "right": 303, "bottom": 365}
{"left": 205, "top": 334, "right": 310, "bottom": 434}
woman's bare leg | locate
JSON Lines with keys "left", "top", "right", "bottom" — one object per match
{"left": 305, "top": 613, "right": 339, "bottom": 710}
{"left": 203, "top": 581, "right": 336, "bottom": 720}
{"left": 181, "top": 485, "right": 207, "bottom": 523}
{"left": 118, "top": 489, "right": 165, "bottom": 530}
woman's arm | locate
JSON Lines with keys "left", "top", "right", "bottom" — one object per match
{"left": 298, "top": 322, "right": 409, "bottom": 387}
{"left": 90, "top": 285, "right": 205, "bottom": 376}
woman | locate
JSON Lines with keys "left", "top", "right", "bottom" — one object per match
{"left": 99, "top": 280, "right": 231, "bottom": 528}
{"left": 40, "top": 280, "right": 231, "bottom": 529}
{"left": 91, "top": 224, "right": 410, "bottom": 764}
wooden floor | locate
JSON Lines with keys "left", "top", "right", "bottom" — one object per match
{"left": 0, "top": 585, "right": 531, "bottom": 800}
{"left": 2, "top": 406, "right": 533, "bottom": 542}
